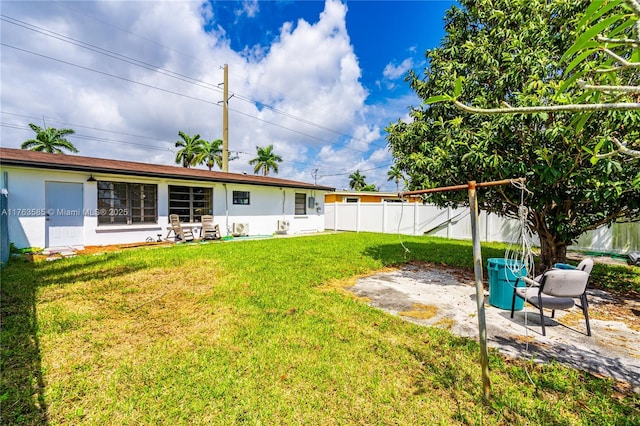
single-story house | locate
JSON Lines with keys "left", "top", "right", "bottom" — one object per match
{"left": 325, "top": 191, "right": 421, "bottom": 204}
{"left": 0, "top": 147, "right": 334, "bottom": 249}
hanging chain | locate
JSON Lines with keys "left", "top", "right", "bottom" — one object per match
{"left": 504, "top": 179, "right": 535, "bottom": 279}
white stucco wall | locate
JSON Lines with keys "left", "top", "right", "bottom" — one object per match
{"left": 1, "top": 166, "right": 327, "bottom": 249}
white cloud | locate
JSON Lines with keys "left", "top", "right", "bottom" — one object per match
{"left": 382, "top": 57, "right": 414, "bottom": 80}
{"left": 239, "top": 0, "right": 260, "bottom": 19}
{"left": 0, "top": 0, "right": 410, "bottom": 190}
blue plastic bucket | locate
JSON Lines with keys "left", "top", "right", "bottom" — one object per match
{"left": 487, "top": 258, "right": 527, "bottom": 310}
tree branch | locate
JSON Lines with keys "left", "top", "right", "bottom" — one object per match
{"left": 452, "top": 99, "right": 640, "bottom": 114}
{"left": 595, "top": 136, "right": 640, "bottom": 158}
{"left": 595, "top": 48, "right": 640, "bottom": 73}
{"left": 596, "top": 36, "right": 640, "bottom": 47}
{"left": 578, "top": 80, "right": 640, "bottom": 93}
{"left": 624, "top": 0, "right": 640, "bottom": 16}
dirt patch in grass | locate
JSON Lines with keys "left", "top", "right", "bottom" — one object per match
{"left": 400, "top": 303, "right": 438, "bottom": 320}
{"left": 78, "top": 242, "right": 174, "bottom": 255}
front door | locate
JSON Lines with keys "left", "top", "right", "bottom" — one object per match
{"left": 45, "top": 182, "right": 84, "bottom": 247}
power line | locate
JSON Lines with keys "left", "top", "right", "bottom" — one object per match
{"left": 1, "top": 42, "right": 376, "bottom": 155}
{"left": 1, "top": 122, "right": 174, "bottom": 152}
{"left": 319, "top": 163, "right": 394, "bottom": 178}
{"left": 1, "top": 14, "right": 397, "bottom": 179}
{"left": 0, "top": 15, "right": 224, "bottom": 93}
{"left": 1, "top": 111, "right": 172, "bottom": 143}
{"left": 1, "top": 13, "right": 388, "bottom": 151}
{"left": 1, "top": 42, "right": 222, "bottom": 106}
{"left": 3, "top": 120, "right": 369, "bottom": 176}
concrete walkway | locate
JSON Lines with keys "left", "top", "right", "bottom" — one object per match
{"left": 349, "top": 263, "right": 640, "bottom": 391}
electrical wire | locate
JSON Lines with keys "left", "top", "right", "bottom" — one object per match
{"left": 1, "top": 41, "right": 380, "bottom": 159}
{"left": 1, "top": 13, "right": 387, "bottom": 150}
{"left": 1, "top": 13, "right": 400, "bottom": 184}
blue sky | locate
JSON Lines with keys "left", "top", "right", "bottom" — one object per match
{"left": 1, "top": 0, "right": 456, "bottom": 191}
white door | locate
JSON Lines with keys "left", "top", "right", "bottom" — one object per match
{"left": 45, "top": 182, "right": 84, "bottom": 247}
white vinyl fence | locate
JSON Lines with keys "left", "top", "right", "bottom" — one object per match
{"left": 325, "top": 202, "right": 639, "bottom": 255}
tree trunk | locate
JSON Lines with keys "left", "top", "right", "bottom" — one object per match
{"left": 539, "top": 235, "right": 568, "bottom": 269}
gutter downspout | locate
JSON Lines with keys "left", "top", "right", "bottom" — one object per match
{"left": 224, "top": 183, "right": 229, "bottom": 236}
{"left": 282, "top": 189, "right": 286, "bottom": 221}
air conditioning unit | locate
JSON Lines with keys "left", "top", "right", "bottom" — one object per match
{"left": 232, "top": 223, "right": 249, "bottom": 236}
{"left": 276, "top": 220, "right": 290, "bottom": 234}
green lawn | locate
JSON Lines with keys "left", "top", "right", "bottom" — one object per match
{"left": 2, "top": 233, "right": 638, "bottom": 425}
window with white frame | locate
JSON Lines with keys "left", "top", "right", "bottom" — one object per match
{"left": 295, "top": 193, "right": 306, "bottom": 215}
{"left": 168, "top": 185, "right": 212, "bottom": 223}
{"left": 97, "top": 181, "right": 157, "bottom": 225}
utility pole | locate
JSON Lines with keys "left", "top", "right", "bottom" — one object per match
{"left": 222, "top": 64, "right": 229, "bottom": 172}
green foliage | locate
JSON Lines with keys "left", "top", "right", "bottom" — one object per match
{"left": 386, "top": 165, "right": 406, "bottom": 192}
{"left": 348, "top": 169, "right": 367, "bottom": 190}
{"left": 195, "top": 138, "right": 223, "bottom": 171}
{"left": 385, "top": 0, "right": 640, "bottom": 266}
{"left": 21, "top": 123, "right": 78, "bottom": 154}
{"left": 559, "top": 0, "right": 639, "bottom": 167}
{"left": 174, "top": 131, "right": 204, "bottom": 168}
{"left": 249, "top": 144, "right": 282, "bottom": 176}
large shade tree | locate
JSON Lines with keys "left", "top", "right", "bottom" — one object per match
{"left": 385, "top": 0, "right": 640, "bottom": 267}
{"left": 436, "top": 0, "right": 640, "bottom": 163}
{"left": 249, "top": 144, "right": 282, "bottom": 176}
{"left": 174, "top": 131, "right": 204, "bottom": 168}
{"left": 21, "top": 123, "right": 78, "bottom": 154}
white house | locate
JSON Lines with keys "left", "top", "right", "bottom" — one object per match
{"left": 0, "top": 147, "right": 334, "bottom": 249}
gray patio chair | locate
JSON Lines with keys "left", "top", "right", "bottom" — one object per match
{"left": 533, "top": 257, "right": 594, "bottom": 285}
{"left": 511, "top": 269, "right": 591, "bottom": 336}
{"left": 553, "top": 257, "right": 594, "bottom": 275}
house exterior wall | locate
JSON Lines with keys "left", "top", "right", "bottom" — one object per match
{"left": 2, "top": 166, "right": 327, "bottom": 249}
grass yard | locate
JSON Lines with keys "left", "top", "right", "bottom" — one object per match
{"left": 2, "top": 232, "right": 639, "bottom": 425}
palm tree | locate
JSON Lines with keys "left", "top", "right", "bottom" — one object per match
{"left": 348, "top": 169, "right": 367, "bottom": 191}
{"left": 249, "top": 145, "right": 282, "bottom": 176}
{"left": 196, "top": 139, "right": 223, "bottom": 171}
{"left": 174, "top": 131, "right": 204, "bottom": 168}
{"left": 361, "top": 183, "right": 378, "bottom": 191}
{"left": 21, "top": 123, "right": 78, "bottom": 154}
{"left": 386, "top": 165, "right": 405, "bottom": 192}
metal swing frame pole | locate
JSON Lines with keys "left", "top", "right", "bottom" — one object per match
{"left": 468, "top": 181, "right": 490, "bottom": 399}
{"left": 399, "top": 177, "right": 526, "bottom": 400}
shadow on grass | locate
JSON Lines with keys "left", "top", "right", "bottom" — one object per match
{"left": 1, "top": 269, "right": 48, "bottom": 425}
{"left": 363, "top": 239, "right": 506, "bottom": 271}
{"left": 0, "top": 254, "right": 148, "bottom": 424}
